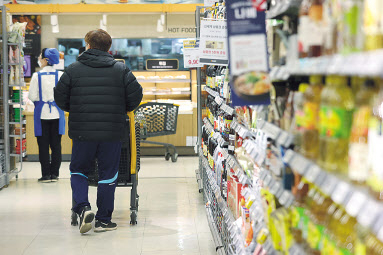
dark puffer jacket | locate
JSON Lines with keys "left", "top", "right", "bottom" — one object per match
{"left": 54, "top": 49, "right": 143, "bottom": 142}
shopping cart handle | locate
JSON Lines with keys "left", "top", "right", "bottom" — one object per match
{"left": 127, "top": 111, "right": 137, "bottom": 175}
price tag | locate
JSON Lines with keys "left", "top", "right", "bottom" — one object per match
{"left": 289, "top": 153, "right": 310, "bottom": 175}
{"left": 263, "top": 122, "right": 280, "bottom": 140}
{"left": 264, "top": 173, "right": 272, "bottom": 186}
{"left": 313, "top": 171, "right": 327, "bottom": 187}
{"left": 260, "top": 170, "right": 267, "bottom": 180}
{"left": 305, "top": 165, "right": 322, "bottom": 183}
{"left": 357, "top": 199, "right": 382, "bottom": 228}
{"left": 331, "top": 181, "right": 351, "bottom": 205}
{"left": 283, "top": 149, "right": 295, "bottom": 164}
{"left": 345, "top": 191, "right": 367, "bottom": 217}
{"left": 320, "top": 174, "right": 338, "bottom": 196}
{"left": 278, "top": 131, "right": 289, "bottom": 147}
{"left": 269, "top": 181, "right": 281, "bottom": 195}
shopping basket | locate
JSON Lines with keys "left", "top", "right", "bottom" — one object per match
{"left": 70, "top": 111, "right": 140, "bottom": 226}
{"left": 134, "top": 102, "right": 179, "bottom": 162}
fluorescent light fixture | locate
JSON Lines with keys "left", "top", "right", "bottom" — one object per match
{"left": 100, "top": 14, "right": 107, "bottom": 31}
{"left": 51, "top": 14, "right": 59, "bottom": 34}
{"left": 156, "top": 19, "right": 164, "bottom": 33}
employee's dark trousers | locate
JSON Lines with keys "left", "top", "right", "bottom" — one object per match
{"left": 36, "top": 119, "right": 62, "bottom": 178}
{"left": 70, "top": 140, "right": 122, "bottom": 223}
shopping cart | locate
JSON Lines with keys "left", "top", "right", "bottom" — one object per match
{"left": 135, "top": 102, "right": 179, "bottom": 162}
{"left": 70, "top": 111, "right": 140, "bottom": 226}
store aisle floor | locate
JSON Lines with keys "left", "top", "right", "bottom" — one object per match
{"left": 0, "top": 157, "right": 216, "bottom": 255}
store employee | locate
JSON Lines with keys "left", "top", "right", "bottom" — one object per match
{"left": 28, "top": 48, "right": 65, "bottom": 183}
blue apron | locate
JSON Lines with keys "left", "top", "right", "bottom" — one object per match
{"left": 34, "top": 71, "right": 66, "bottom": 137}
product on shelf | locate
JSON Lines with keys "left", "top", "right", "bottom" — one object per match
{"left": 348, "top": 79, "right": 377, "bottom": 184}
{"left": 319, "top": 76, "right": 354, "bottom": 174}
{"left": 363, "top": 0, "right": 383, "bottom": 51}
{"left": 302, "top": 75, "right": 323, "bottom": 160}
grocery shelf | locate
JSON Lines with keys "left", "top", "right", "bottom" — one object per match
{"left": 10, "top": 151, "right": 26, "bottom": 158}
{"left": 257, "top": 119, "right": 294, "bottom": 148}
{"left": 10, "top": 133, "right": 25, "bottom": 139}
{"left": 283, "top": 149, "right": 383, "bottom": 231}
{"left": 271, "top": 49, "right": 383, "bottom": 80}
{"left": 137, "top": 79, "right": 191, "bottom": 83}
{"left": 10, "top": 120, "right": 26, "bottom": 125}
{"left": 204, "top": 87, "right": 234, "bottom": 115}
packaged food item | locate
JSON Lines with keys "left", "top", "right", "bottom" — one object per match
{"left": 319, "top": 76, "right": 354, "bottom": 174}
{"left": 349, "top": 79, "right": 377, "bottom": 184}
{"left": 302, "top": 75, "right": 323, "bottom": 160}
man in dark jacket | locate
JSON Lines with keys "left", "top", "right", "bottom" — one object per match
{"left": 54, "top": 29, "right": 143, "bottom": 234}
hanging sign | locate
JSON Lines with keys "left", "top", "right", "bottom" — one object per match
{"left": 146, "top": 59, "right": 179, "bottom": 71}
{"left": 183, "top": 39, "right": 203, "bottom": 68}
{"left": 227, "top": 0, "right": 271, "bottom": 106}
{"left": 199, "top": 20, "right": 229, "bottom": 66}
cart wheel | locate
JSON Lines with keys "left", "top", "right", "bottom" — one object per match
{"left": 165, "top": 152, "right": 171, "bottom": 161}
{"left": 171, "top": 153, "right": 178, "bottom": 162}
{"left": 71, "top": 211, "right": 78, "bottom": 226}
{"left": 130, "top": 211, "right": 137, "bottom": 225}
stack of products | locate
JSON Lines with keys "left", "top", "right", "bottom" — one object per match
{"left": 198, "top": 1, "right": 383, "bottom": 255}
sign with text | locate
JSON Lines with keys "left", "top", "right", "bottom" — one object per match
{"left": 183, "top": 39, "right": 203, "bottom": 68}
{"left": 199, "top": 20, "right": 229, "bottom": 66}
{"left": 227, "top": 0, "right": 271, "bottom": 106}
{"left": 146, "top": 59, "right": 179, "bottom": 71}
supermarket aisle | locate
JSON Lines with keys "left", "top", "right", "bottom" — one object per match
{"left": 0, "top": 157, "right": 215, "bottom": 255}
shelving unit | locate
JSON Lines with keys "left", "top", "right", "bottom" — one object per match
{"left": 0, "top": 6, "right": 26, "bottom": 189}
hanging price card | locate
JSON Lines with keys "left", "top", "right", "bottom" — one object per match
{"left": 183, "top": 39, "right": 203, "bottom": 68}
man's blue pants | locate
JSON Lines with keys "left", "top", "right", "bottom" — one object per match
{"left": 70, "top": 140, "right": 122, "bottom": 223}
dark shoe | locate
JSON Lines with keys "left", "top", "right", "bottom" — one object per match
{"left": 51, "top": 175, "right": 58, "bottom": 182}
{"left": 78, "top": 206, "right": 95, "bottom": 234}
{"left": 94, "top": 220, "right": 117, "bottom": 232}
{"left": 38, "top": 176, "right": 51, "bottom": 183}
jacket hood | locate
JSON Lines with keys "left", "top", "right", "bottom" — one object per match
{"left": 78, "top": 49, "right": 117, "bottom": 68}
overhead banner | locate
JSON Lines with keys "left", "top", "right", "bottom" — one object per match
{"left": 183, "top": 39, "right": 203, "bottom": 68}
{"left": 227, "top": 0, "right": 271, "bottom": 106}
{"left": 199, "top": 20, "right": 229, "bottom": 66}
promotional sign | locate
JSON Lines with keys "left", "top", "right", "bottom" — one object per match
{"left": 146, "top": 59, "right": 179, "bottom": 71}
{"left": 199, "top": 20, "right": 229, "bottom": 66}
{"left": 227, "top": 0, "right": 271, "bottom": 106}
{"left": 183, "top": 39, "right": 203, "bottom": 68}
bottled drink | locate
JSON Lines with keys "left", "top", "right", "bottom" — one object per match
{"left": 319, "top": 76, "right": 354, "bottom": 174}
{"left": 302, "top": 75, "right": 323, "bottom": 160}
{"left": 349, "top": 79, "right": 377, "bottom": 184}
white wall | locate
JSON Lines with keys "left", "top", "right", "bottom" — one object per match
{"left": 41, "top": 13, "right": 196, "bottom": 49}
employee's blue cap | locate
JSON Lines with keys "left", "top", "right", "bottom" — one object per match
{"left": 42, "top": 48, "right": 60, "bottom": 65}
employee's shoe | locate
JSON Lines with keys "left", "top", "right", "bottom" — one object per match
{"left": 38, "top": 176, "right": 51, "bottom": 183}
{"left": 51, "top": 175, "right": 58, "bottom": 182}
{"left": 78, "top": 206, "right": 95, "bottom": 234}
{"left": 94, "top": 220, "right": 117, "bottom": 232}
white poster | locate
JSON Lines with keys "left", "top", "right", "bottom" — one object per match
{"left": 183, "top": 39, "right": 203, "bottom": 68}
{"left": 229, "top": 34, "right": 268, "bottom": 76}
{"left": 199, "top": 20, "right": 229, "bottom": 66}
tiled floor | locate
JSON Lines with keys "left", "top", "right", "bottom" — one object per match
{"left": 0, "top": 157, "right": 216, "bottom": 255}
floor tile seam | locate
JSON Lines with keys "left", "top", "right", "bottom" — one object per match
{"left": 21, "top": 222, "right": 46, "bottom": 255}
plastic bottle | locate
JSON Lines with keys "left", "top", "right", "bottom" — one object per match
{"left": 367, "top": 79, "right": 383, "bottom": 200}
{"left": 319, "top": 76, "right": 354, "bottom": 174}
{"left": 349, "top": 79, "right": 377, "bottom": 184}
{"left": 302, "top": 75, "right": 323, "bottom": 160}
{"left": 293, "top": 83, "right": 309, "bottom": 153}
{"left": 341, "top": 0, "right": 364, "bottom": 53}
{"left": 364, "top": 0, "right": 383, "bottom": 51}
